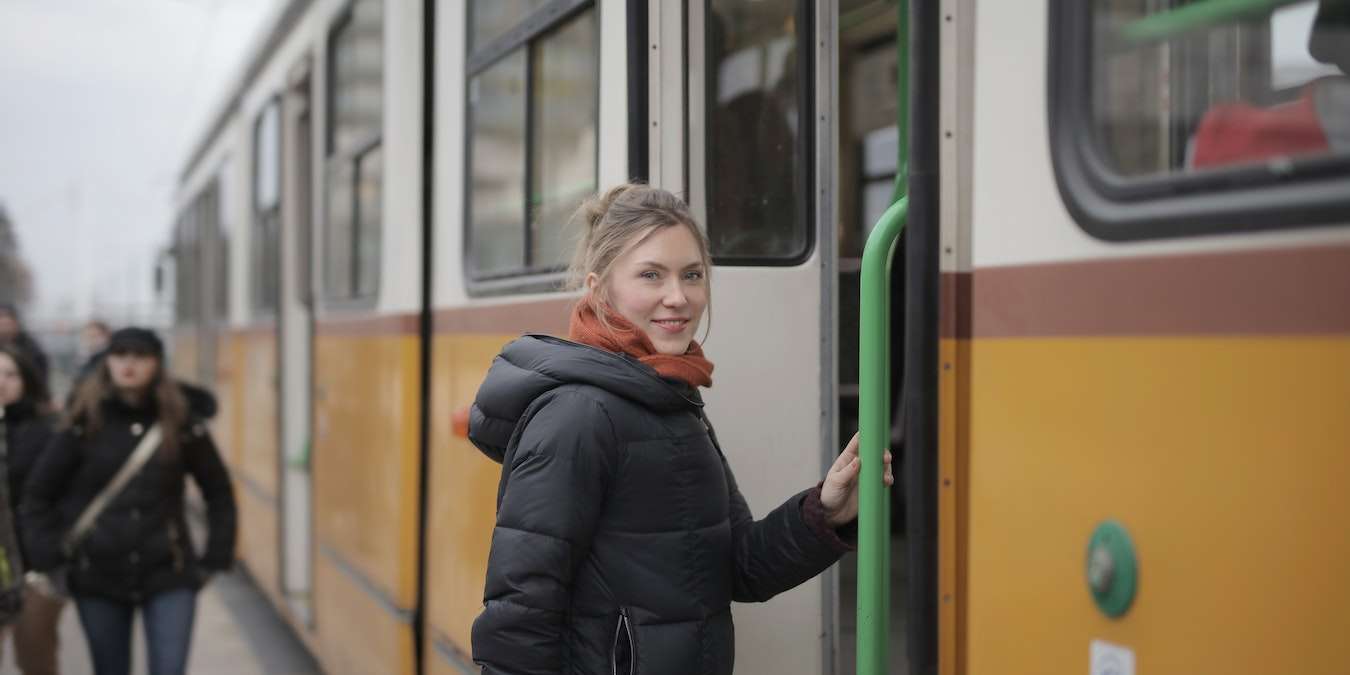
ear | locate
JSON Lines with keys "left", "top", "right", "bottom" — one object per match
{"left": 585, "top": 272, "right": 599, "bottom": 292}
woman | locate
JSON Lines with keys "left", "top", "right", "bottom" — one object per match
{"left": 22, "top": 327, "right": 236, "bottom": 675}
{"left": 468, "top": 184, "right": 892, "bottom": 675}
{"left": 0, "top": 304, "right": 49, "bottom": 387}
{"left": 0, "top": 344, "right": 61, "bottom": 675}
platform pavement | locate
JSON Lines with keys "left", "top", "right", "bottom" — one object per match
{"left": 0, "top": 569, "right": 321, "bottom": 675}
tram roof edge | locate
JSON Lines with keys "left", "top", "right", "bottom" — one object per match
{"left": 177, "top": 0, "right": 315, "bottom": 186}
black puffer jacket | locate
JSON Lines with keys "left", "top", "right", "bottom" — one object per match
{"left": 468, "top": 335, "right": 849, "bottom": 675}
{"left": 3, "top": 400, "right": 55, "bottom": 563}
{"left": 21, "top": 395, "right": 237, "bottom": 603}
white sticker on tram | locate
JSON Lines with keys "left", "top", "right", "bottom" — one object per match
{"left": 1090, "top": 640, "right": 1136, "bottom": 675}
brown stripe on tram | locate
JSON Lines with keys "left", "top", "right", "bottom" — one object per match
{"left": 307, "top": 299, "right": 573, "bottom": 338}
{"left": 314, "top": 312, "right": 421, "bottom": 337}
{"left": 431, "top": 297, "right": 572, "bottom": 336}
{"left": 947, "top": 243, "right": 1350, "bottom": 338}
{"left": 222, "top": 320, "right": 278, "bottom": 338}
{"left": 939, "top": 272, "right": 973, "bottom": 340}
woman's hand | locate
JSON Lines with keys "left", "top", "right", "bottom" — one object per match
{"left": 820, "top": 432, "right": 893, "bottom": 527}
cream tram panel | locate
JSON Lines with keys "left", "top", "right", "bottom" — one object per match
{"left": 969, "top": 0, "right": 1350, "bottom": 270}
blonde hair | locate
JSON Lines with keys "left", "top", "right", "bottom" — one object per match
{"left": 566, "top": 183, "right": 714, "bottom": 339}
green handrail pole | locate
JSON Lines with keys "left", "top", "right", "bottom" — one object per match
{"left": 1119, "top": 0, "right": 1302, "bottom": 46}
{"left": 857, "top": 198, "right": 906, "bottom": 675}
{"left": 859, "top": 1, "right": 909, "bottom": 673}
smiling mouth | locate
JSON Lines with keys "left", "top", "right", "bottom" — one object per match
{"left": 651, "top": 318, "right": 689, "bottom": 332}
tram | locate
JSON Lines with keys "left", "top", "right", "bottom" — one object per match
{"left": 167, "top": 0, "right": 1350, "bottom": 673}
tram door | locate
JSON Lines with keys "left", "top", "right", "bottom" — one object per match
{"left": 657, "top": 1, "right": 840, "bottom": 672}
{"left": 834, "top": 4, "right": 912, "bottom": 673}
{"left": 279, "top": 62, "right": 317, "bottom": 626}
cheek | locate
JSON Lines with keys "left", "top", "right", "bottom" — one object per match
{"left": 608, "top": 285, "right": 657, "bottom": 321}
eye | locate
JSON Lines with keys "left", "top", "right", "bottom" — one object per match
{"left": 683, "top": 270, "right": 705, "bottom": 281}
{"left": 640, "top": 270, "right": 660, "bottom": 281}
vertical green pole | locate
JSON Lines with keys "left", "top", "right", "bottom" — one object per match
{"left": 858, "top": 2, "right": 908, "bottom": 673}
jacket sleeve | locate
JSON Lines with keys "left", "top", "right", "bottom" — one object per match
{"left": 19, "top": 429, "right": 82, "bottom": 571}
{"left": 10, "top": 419, "right": 54, "bottom": 507}
{"left": 471, "top": 391, "right": 617, "bottom": 675}
{"left": 723, "top": 458, "right": 852, "bottom": 603}
{"left": 183, "top": 422, "right": 237, "bottom": 570}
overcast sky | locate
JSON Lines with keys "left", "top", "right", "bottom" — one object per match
{"left": 0, "top": 0, "right": 277, "bottom": 326}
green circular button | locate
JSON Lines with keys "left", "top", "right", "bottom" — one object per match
{"left": 1086, "top": 520, "right": 1137, "bottom": 619}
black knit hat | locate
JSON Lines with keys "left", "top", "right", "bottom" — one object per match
{"left": 107, "top": 327, "right": 164, "bottom": 358}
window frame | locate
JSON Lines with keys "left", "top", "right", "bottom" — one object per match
{"left": 1048, "top": 0, "right": 1350, "bottom": 242}
{"left": 462, "top": 0, "right": 600, "bottom": 295}
{"left": 696, "top": 0, "right": 817, "bottom": 266}
{"left": 251, "top": 96, "right": 284, "bottom": 317}
{"left": 322, "top": 0, "right": 384, "bottom": 308}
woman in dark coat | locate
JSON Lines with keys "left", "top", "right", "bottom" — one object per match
{"left": 0, "top": 304, "right": 49, "bottom": 387}
{"left": 0, "top": 344, "right": 62, "bottom": 675}
{"left": 22, "top": 328, "right": 236, "bottom": 675}
{"left": 468, "top": 184, "right": 892, "bottom": 675}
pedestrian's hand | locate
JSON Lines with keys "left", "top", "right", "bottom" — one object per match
{"left": 819, "top": 432, "right": 893, "bottom": 527}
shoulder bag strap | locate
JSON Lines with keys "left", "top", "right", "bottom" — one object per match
{"left": 62, "top": 423, "right": 162, "bottom": 557}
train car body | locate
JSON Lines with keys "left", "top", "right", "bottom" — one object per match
{"left": 169, "top": 0, "right": 1349, "bottom": 673}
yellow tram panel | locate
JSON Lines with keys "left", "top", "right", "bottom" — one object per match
{"left": 225, "top": 328, "right": 282, "bottom": 596}
{"left": 964, "top": 336, "right": 1350, "bottom": 674}
{"left": 315, "top": 552, "right": 415, "bottom": 675}
{"left": 424, "top": 333, "right": 518, "bottom": 670}
{"left": 312, "top": 329, "right": 422, "bottom": 675}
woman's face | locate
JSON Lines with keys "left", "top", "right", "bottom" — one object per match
{"left": 0, "top": 314, "right": 17, "bottom": 341}
{"left": 595, "top": 225, "right": 709, "bottom": 356}
{"left": 107, "top": 352, "right": 160, "bottom": 392}
{"left": 0, "top": 353, "right": 23, "bottom": 406}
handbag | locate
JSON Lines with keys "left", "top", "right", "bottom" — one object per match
{"left": 27, "top": 423, "right": 163, "bottom": 599}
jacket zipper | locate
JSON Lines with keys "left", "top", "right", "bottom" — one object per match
{"left": 612, "top": 607, "right": 635, "bottom": 675}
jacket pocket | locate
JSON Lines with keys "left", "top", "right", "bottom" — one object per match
{"left": 611, "top": 607, "right": 635, "bottom": 675}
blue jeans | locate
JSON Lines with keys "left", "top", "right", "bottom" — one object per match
{"left": 74, "top": 589, "right": 198, "bottom": 675}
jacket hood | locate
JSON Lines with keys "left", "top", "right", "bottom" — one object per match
{"left": 468, "top": 334, "right": 701, "bottom": 463}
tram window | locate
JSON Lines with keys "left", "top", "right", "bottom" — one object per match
{"left": 704, "top": 0, "right": 812, "bottom": 262}
{"left": 468, "top": 51, "right": 528, "bottom": 275}
{"left": 325, "top": 162, "right": 355, "bottom": 299}
{"left": 328, "top": 1, "right": 383, "bottom": 157}
{"left": 530, "top": 14, "right": 600, "bottom": 268}
{"left": 1092, "top": 0, "right": 1349, "bottom": 176}
{"left": 252, "top": 100, "right": 282, "bottom": 315}
{"left": 324, "top": 0, "right": 383, "bottom": 303}
{"left": 1050, "top": 0, "right": 1350, "bottom": 238}
{"left": 465, "top": 3, "right": 599, "bottom": 284}
{"left": 356, "top": 145, "right": 383, "bottom": 298}
{"left": 469, "top": 0, "right": 549, "bottom": 55}
{"left": 174, "top": 213, "right": 198, "bottom": 324}
{"left": 203, "top": 183, "right": 229, "bottom": 320}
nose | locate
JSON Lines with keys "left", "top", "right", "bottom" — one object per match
{"left": 662, "top": 279, "right": 688, "bottom": 308}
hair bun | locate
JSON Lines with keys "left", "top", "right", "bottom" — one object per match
{"left": 580, "top": 183, "right": 639, "bottom": 232}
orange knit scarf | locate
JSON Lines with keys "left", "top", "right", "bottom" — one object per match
{"left": 568, "top": 297, "right": 714, "bottom": 388}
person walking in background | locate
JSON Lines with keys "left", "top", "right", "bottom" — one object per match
{"left": 21, "top": 328, "right": 236, "bottom": 675}
{"left": 0, "top": 344, "right": 62, "bottom": 675}
{"left": 66, "top": 320, "right": 218, "bottom": 421}
{"left": 75, "top": 320, "right": 112, "bottom": 384}
{"left": 0, "top": 305, "right": 49, "bottom": 388}
{"left": 468, "top": 184, "right": 893, "bottom": 675}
